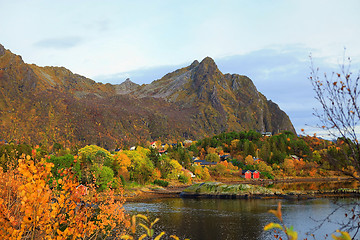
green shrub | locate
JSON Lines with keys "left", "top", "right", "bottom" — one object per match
{"left": 153, "top": 179, "right": 169, "bottom": 187}
{"left": 178, "top": 173, "right": 191, "bottom": 184}
{"left": 119, "top": 175, "right": 126, "bottom": 186}
{"left": 261, "top": 171, "right": 274, "bottom": 179}
{"left": 206, "top": 153, "right": 220, "bottom": 162}
{"left": 92, "top": 165, "right": 114, "bottom": 191}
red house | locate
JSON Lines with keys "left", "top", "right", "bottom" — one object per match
{"left": 252, "top": 170, "right": 260, "bottom": 179}
{"left": 244, "top": 170, "right": 252, "bottom": 179}
{"left": 76, "top": 184, "right": 88, "bottom": 196}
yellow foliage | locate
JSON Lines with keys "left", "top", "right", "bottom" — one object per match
{"left": 203, "top": 167, "right": 211, "bottom": 180}
{"left": 230, "top": 139, "right": 240, "bottom": 150}
{"left": 245, "top": 155, "right": 253, "bottom": 165}
{"left": 0, "top": 155, "right": 128, "bottom": 239}
{"left": 283, "top": 158, "right": 295, "bottom": 174}
{"left": 79, "top": 145, "right": 112, "bottom": 159}
{"left": 114, "top": 152, "right": 132, "bottom": 169}
{"left": 153, "top": 168, "right": 161, "bottom": 180}
{"left": 255, "top": 160, "right": 272, "bottom": 173}
{"left": 167, "top": 160, "right": 182, "bottom": 179}
{"left": 207, "top": 147, "right": 217, "bottom": 154}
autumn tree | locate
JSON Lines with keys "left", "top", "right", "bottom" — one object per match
{"left": 310, "top": 54, "right": 360, "bottom": 180}
{"left": 47, "top": 154, "right": 81, "bottom": 182}
{"left": 123, "top": 147, "right": 154, "bottom": 184}
{"left": 167, "top": 146, "right": 192, "bottom": 168}
{"left": 244, "top": 155, "right": 254, "bottom": 165}
{"left": 78, "top": 145, "right": 114, "bottom": 185}
{"left": 206, "top": 153, "right": 220, "bottom": 163}
{"left": 113, "top": 152, "right": 131, "bottom": 179}
{"left": 282, "top": 158, "right": 295, "bottom": 176}
{"left": 0, "top": 154, "right": 128, "bottom": 239}
{"left": 147, "top": 147, "right": 161, "bottom": 168}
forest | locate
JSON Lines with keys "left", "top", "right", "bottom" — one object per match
{"left": 0, "top": 129, "right": 356, "bottom": 239}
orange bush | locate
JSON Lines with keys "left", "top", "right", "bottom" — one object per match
{"left": 0, "top": 154, "right": 129, "bottom": 239}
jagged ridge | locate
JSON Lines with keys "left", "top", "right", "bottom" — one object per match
{"left": 0, "top": 44, "right": 295, "bottom": 148}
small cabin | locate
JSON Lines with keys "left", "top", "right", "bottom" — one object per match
{"left": 244, "top": 170, "right": 252, "bottom": 179}
{"left": 150, "top": 141, "right": 157, "bottom": 149}
{"left": 158, "top": 149, "right": 167, "bottom": 155}
{"left": 76, "top": 184, "right": 88, "bottom": 196}
{"left": 252, "top": 170, "right": 260, "bottom": 179}
{"left": 242, "top": 170, "right": 260, "bottom": 179}
{"left": 261, "top": 132, "right": 272, "bottom": 137}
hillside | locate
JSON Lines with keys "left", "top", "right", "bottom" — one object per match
{"left": 0, "top": 44, "right": 295, "bottom": 149}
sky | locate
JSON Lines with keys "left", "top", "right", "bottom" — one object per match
{"left": 1, "top": 0, "right": 360, "bottom": 137}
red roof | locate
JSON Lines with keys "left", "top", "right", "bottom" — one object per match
{"left": 76, "top": 184, "right": 88, "bottom": 196}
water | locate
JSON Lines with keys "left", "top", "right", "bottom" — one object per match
{"left": 269, "top": 180, "right": 360, "bottom": 191}
{"left": 124, "top": 197, "right": 360, "bottom": 240}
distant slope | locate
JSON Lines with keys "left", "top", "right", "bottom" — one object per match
{"left": 0, "top": 44, "right": 295, "bottom": 149}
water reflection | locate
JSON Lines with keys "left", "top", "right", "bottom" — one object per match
{"left": 268, "top": 180, "right": 359, "bottom": 191}
{"left": 124, "top": 198, "right": 360, "bottom": 240}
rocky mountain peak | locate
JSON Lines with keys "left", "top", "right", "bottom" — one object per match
{"left": 115, "top": 78, "right": 140, "bottom": 95}
{"left": 189, "top": 60, "right": 199, "bottom": 69}
{"left": 0, "top": 44, "right": 6, "bottom": 57}
{"left": 191, "top": 56, "right": 222, "bottom": 91}
{"left": 123, "top": 78, "right": 134, "bottom": 84}
{"left": 198, "top": 57, "right": 217, "bottom": 71}
{"left": 195, "top": 57, "right": 221, "bottom": 77}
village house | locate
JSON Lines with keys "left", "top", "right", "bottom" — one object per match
{"left": 252, "top": 170, "right": 260, "bottom": 179}
{"left": 242, "top": 170, "right": 260, "bottom": 179}
{"left": 182, "top": 167, "right": 195, "bottom": 178}
{"left": 261, "top": 132, "right": 272, "bottom": 137}
{"left": 193, "top": 159, "right": 217, "bottom": 167}
{"left": 150, "top": 141, "right": 157, "bottom": 149}
{"left": 158, "top": 149, "right": 167, "bottom": 155}
{"left": 243, "top": 170, "right": 252, "bottom": 179}
{"left": 76, "top": 184, "right": 88, "bottom": 196}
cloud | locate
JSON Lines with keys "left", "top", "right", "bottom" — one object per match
{"left": 34, "top": 36, "right": 83, "bottom": 49}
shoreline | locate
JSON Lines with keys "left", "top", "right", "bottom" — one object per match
{"left": 124, "top": 177, "right": 358, "bottom": 202}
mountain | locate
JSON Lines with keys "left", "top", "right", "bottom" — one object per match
{"left": 0, "top": 44, "right": 295, "bottom": 149}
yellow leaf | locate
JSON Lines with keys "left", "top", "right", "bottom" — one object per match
{"left": 150, "top": 218, "right": 160, "bottom": 228}
{"left": 136, "top": 214, "right": 149, "bottom": 222}
{"left": 120, "top": 235, "right": 133, "bottom": 240}
{"left": 154, "top": 232, "right": 165, "bottom": 240}
{"left": 264, "top": 223, "right": 283, "bottom": 231}
{"left": 332, "top": 230, "right": 351, "bottom": 240}
{"left": 139, "top": 223, "right": 150, "bottom": 235}
{"left": 286, "top": 226, "right": 298, "bottom": 240}
{"left": 139, "top": 234, "right": 147, "bottom": 240}
{"left": 131, "top": 215, "right": 136, "bottom": 233}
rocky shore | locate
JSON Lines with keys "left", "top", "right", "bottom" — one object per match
{"left": 124, "top": 178, "right": 360, "bottom": 202}
{"left": 180, "top": 182, "right": 360, "bottom": 200}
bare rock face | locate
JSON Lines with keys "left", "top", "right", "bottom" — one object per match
{"left": 0, "top": 44, "right": 5, "bottom": 57}
{"left": 115, "top": 78, "right": 140, "bottom": 95}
